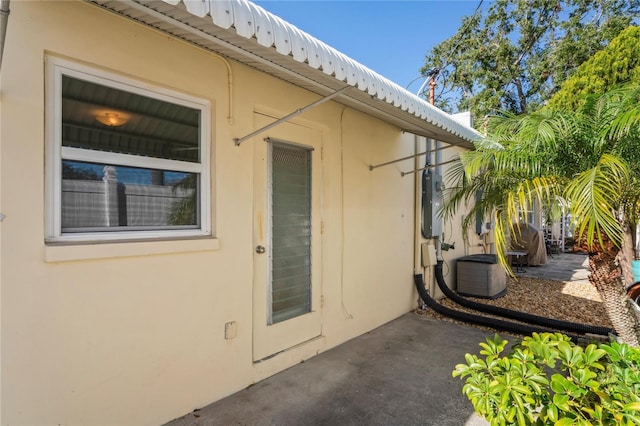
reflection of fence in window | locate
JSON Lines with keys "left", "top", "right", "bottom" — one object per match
{"left": 61, "top": 179, "right": 195, "bottom": 230}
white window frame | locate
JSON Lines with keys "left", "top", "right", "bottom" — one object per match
{"left": 45, "top": 56, "right": 211, "bottom": 243}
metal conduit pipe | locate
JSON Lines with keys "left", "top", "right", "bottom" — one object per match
{"left": 414, "top": 273, "right": 580, "bottom": 343}
{"left": 0, "top": 0, "right": 9, "bottom": 72}
{"left": 433, "top": 261, "right": 614, "bottom": 337}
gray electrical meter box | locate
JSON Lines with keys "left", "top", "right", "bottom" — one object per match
{"left": 423, "top": 173, "right": 443, "bottom": 238}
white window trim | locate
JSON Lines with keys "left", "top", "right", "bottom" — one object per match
{"left": 45, "top": 56, "right": 212, "bottom": 243}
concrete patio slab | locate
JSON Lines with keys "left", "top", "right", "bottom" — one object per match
{"left": 165, "top": 253, "right": 592, "bottom": 426}
{"left": 165, "top": 313, "right": 498, "bottom": 426}
{"left": 522, "top": 252, "right": 589, "bottom": 283}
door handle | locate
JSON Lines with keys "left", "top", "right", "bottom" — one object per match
{"left": 256, "top": 245, "right": 266, "bottom": 254}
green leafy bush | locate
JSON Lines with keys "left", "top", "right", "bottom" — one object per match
{"left": 452, "top": 333, "right": 640, "bottom": 425}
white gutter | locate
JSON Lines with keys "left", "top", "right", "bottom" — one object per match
{"left": 0, "top": 0, "right": 9, "bottom": 72}
{"left": 91, "top": 0, "right": 480, "bottom": 146}
{"left": 169, "top": 0, "right": 478, "bottom": 143}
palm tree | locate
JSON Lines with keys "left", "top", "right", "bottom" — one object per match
{"left": 442, "top": 84, "right": 640, "bottom": 345}
{"left": 167, "top": 173, "right": 197, "bottom": 226}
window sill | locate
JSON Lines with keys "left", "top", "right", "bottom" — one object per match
{"left": 44, "top": 237, "right": 220, "bottom": 262}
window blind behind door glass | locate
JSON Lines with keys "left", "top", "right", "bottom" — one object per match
{"left": 270, "top": 143, "right": 312, "bottom": 324}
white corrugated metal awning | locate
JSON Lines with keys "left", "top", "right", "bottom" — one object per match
{"left": 87, "top": 0, "right": 481, "bottom": 148}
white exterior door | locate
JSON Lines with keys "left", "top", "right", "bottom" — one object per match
{"left": 252, "top": 113, "right": 323, "bottom": 361}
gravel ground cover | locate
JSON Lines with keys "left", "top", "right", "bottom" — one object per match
{"left": 417, "top": 275, "right": 614, "bottom": 334}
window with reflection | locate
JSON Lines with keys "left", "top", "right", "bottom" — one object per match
{"left": 46, "top": 57, "right": 211, "bottom": 242}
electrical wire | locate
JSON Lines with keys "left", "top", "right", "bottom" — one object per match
{"left": 423, "top": 0, "right": 485, "bottom": 102}
{"left": 406, "top": 0, "right": 484, "bottom": 96}
{"left": 439, "top": 0, "right": 485, "bottom": 72}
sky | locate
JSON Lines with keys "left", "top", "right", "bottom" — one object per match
{"left": 252, "top": 1, "right": 484, "bottom": 94}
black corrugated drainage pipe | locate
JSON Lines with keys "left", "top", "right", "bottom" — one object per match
{"left": 413, "top": 273, "right": 580, "bottom": 343}
{"left": 434, "top": 261, "right": 614, "bottom": 337}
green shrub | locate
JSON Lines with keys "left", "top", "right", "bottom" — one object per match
{"left": 452, "top": 333, "right": 640, "bottom": 425}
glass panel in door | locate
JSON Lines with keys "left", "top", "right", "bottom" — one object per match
{"left": 270, "top": 142, "right": 312, "bottom": 324}
{"left": 252, "top": 113, "right": 322, "bottom": 362}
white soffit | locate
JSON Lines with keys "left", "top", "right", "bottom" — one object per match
{"left": 87, "top": 0, "right": 481, "bottom": 148}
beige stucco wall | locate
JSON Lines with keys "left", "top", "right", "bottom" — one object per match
{"left": 0, "top": 2, "right": 425, "bottom": 424}
{"left": 0, "top": 2, "right": 475, "bottom": 425}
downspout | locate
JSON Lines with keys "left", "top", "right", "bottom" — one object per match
{"left": 0, "top": 0, "right": 9, "bottom": 72}
{"left": 413, "top": 134, "right": 422, "bottom": 280}
{"left": 427, "top": 138, "right": 437, "bottom": 298}
{"left": 414, "top": 135, "right": 433, "bottom": 301}
{"left": 413, "top": 134, "right": 436, "bottom": 302}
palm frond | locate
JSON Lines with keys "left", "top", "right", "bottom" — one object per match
{"left": 564, "top": 154, "right": 629, "bottom": 250}
{"left": 489, "top": 109, "right": 569, "bottom": 155}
